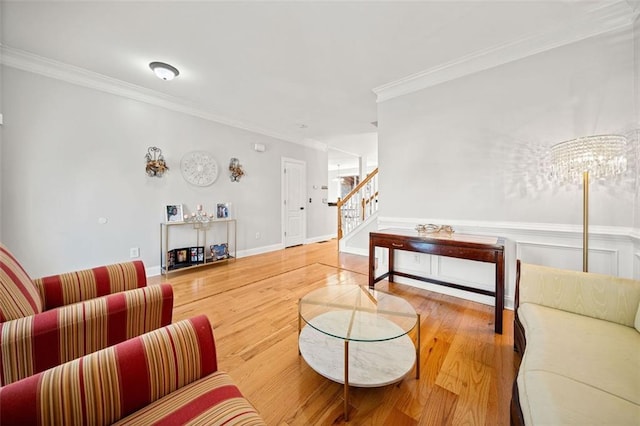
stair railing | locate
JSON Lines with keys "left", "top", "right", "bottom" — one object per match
{"left": 337, "top": 168, "right": 378, "bottom": 240}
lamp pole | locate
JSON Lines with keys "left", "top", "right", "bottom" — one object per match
{"left": 582, "top": 171, "right": 589, "bottom": 272}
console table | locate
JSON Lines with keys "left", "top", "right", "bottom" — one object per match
{"left": 369, "top": 228, "right": 505, "bottom": 334}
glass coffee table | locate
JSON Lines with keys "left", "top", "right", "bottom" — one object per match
{"left": 298, "top": 285, "right": 420, "bottom": 421}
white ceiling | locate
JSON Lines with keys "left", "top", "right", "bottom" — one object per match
{"left": 1, "top": 1, "right": 634, "bottom": 154}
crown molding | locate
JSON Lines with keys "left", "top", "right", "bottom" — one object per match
{"left": 0, "top": 45, "right": 327, "bottom": 152}
{"left": 373, "top": 1, "right": 637, "bottom": 102}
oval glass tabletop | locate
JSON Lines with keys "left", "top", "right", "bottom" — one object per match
{"left": 299, "top": 285, "right": 417, "bottom": 342}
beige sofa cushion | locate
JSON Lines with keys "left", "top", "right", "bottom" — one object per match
{"left": 636, "top": 302, "right": 640, "bottom": 333}
{"left": 518, "top": 263, "right": 640, "bottom": 327}
{"left": 517, "top": 370, "right": 640, "bottom": 425}
{"left": 519, "top": 303, "right": 640, "bottom": 404}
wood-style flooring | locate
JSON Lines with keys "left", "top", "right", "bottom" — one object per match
{"left": 149, "top": 240, "right": 517, "bottom": 425}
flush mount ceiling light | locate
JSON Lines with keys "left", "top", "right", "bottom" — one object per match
{"left": 149, "top": 61, "right": 179, "bottom": 81}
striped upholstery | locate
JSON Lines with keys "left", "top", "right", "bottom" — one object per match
{"left": 0, "top": 316, "right": 266, "bottom": 426}
{"left": 0, "top": 246, "right": 173, "bottom": 385}
{"left": 0, "top": 284, "right": 173, "bottom": 385}
{"left": 114, "top": 372, "right": 266, "bottom": 425}
{"left": 0, "top": 243, "right": 43, "bottom": 322}
{"left": 33, "top": 260, "right": 147, "bottom": 310}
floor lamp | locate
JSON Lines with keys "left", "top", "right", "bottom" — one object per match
{"left": 550, "top": 135, "right": 628, "bottom": 272}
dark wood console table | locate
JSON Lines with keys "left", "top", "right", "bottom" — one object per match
{"left": 369, "top": 228, "right": 505, "bottom": 334}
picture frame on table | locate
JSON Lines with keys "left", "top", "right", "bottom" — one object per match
{"left": 167, "top": 250, "right": 176, "bottom": 269}
{"left": 166, "top": 204, "right": 184, "bottom": 223}
{"left": 190, "top": 246, "right": 205, "bottom": 264}
{"left": 210, "top": 243, "right": 229, "bottom": 260}
{"left": 216, "top": 203, "right": 230, "bottom": 219}
{"left": 174, "top": 247, "right": 190, "bottom": 266}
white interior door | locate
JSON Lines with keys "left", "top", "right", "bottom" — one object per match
{"left": 282, "top": 158, "right": 306, "bottom": 247}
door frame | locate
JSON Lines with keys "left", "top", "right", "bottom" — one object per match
{"left": 281, "top": 157, "right": 307, "bottom": 247}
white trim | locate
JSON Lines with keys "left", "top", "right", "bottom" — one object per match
{"left": 0, "top": 45, "right": 326, "bottom": 152}
{"left": 373, "top": 1, "right": 636, "bottom": 102}
{"left": 305, "top": 234, "right": 336, "bottom": 244}
{"left": 236, "top": 243, "right": 285, "bottom": 259}
{"left": 147, "top": 266, "right": 162, "bottom": 278}
{"left": 340, "top": 246, "right": 369, "bottom": 257}
{"left": 378, "top": 216, "right": 637, "bottom": 241}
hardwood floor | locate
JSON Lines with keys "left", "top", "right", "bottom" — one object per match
{"left": 149, "top": 240, "right": 517, "bottom": 425}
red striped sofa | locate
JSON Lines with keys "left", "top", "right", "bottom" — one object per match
{"left": 0, "top": 315, "right": 265, "bottom": 425}
{"left": 0, "top": 243, "right": 174, "bottom": 385}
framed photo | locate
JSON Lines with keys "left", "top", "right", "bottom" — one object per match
{"left": 216, "top": 203, "right": 229, "bottom": 219}
{"left": 210, "top": 243, "right": 229, "bottom": 260}
{"left": 190, "top": 246, "right": 205, "bottom": 264}
{"left": 166, "top": 204, "right": 184, "bottom": 223}
{"left": 167, "top": 250, "right": 176, "bottom": 269}
{"left": 174, "top": 247, "right": 190, "bottom": 266}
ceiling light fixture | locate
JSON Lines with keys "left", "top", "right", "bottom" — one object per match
{"left": 149, "top": 61, "right": 180, "bottom": 81}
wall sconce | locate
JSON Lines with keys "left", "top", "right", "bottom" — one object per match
{"left": 145, "top": 147, "right": 169, "bottom": 177}
{"left": 229, "top": 158, "right": 245, "bottom": 182}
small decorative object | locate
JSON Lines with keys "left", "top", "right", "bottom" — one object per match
{"left": 216, "top": 203, "right": 229, "bottom": 219}
{"left": 145, "top": 147, "right": 169, "bottom": 177}
{"left": 210, "top": 243, "right": 229, "bottom": 260}
{"left": 181, "top": 151, "right": 219, "bottom": 186}
{"left": 165, "top": 204, "right": 184, "bottom": 223}
{"left": 229, "top": 157, "right": 245, "bottom": 182}
{"left": 184, "top": 203, "right": 214, "bottom": 225}
{"left": 415, "top": 224, "right": 454, "bottom": 235}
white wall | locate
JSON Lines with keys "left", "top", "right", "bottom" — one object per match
{"left": 0, "top": 67, "right": 332, "bottom": 277}
{"left": 0, "top": 2, "right": 4, "bottom": 243}
{"left": 376, "top": 27, "right": 639, "bottom": 308}
{"left": 634, "top": 14, "right": 640, "bottom": 277}
{"left": 635, "top": 15, "right": 640, "bottom": 230}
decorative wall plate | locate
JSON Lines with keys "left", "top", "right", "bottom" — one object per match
{"left": 180, "top": 151, "right": 219, "bottom": 186}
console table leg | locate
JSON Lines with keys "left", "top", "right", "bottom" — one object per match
{"left": 344, "top": 340, "right": 350, "bottom": 421}
{"left": 389, "top": 248, "right": 395, "bottom": 283}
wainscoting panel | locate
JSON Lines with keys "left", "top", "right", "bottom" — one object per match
{"left": 516, "top": 241, "right": 619, "bottom": 276}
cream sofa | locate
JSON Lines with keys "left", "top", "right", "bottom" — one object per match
{"left": 512, "top": 261, "right": 640, "bottom": 425}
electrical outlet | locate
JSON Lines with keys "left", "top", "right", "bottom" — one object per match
{"left": 129, "top": 247, "right": 139, "bottom": 258}
{"left": 255, "top": 232, "right": 261, "bottom": 239}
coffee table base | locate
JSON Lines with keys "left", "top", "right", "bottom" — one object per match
{"left": 299, "top": 314, "right": 417, "bottom": 421}
{"left": 299, "top": 326, "right": 416, "bottom": 387}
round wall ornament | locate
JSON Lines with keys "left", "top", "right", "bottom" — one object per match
{"left": 180, "top": 151, "right": 219, "bottom": 186}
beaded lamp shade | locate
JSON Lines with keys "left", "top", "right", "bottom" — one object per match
{"left": 550, "top": 134, "right": 628, "bottom": 184}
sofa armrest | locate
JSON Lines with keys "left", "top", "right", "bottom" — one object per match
{"left": 0, "top": 315, "right": 215, "bottom": 425}
{"left": 0, "top": 284, "right": 173, "bottom": 385}
{"left": 33, "top": 260, "right": 148, "bottom": 310}
{"left": 517, "top": 261, "right": 640, "bottom": 327}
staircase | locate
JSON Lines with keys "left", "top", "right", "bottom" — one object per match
{"left": 337, "top": 168, "right": 378, "bottom": 241}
